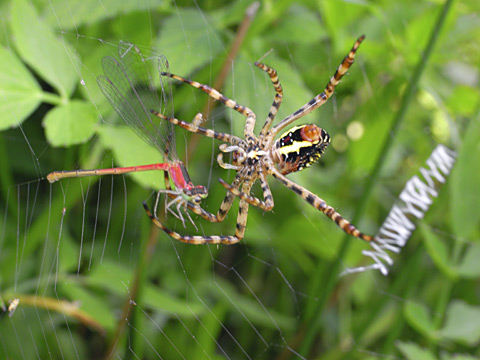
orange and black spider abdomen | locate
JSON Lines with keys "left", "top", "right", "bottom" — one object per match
{"left": 272, "top": 124, "right": 330, "bottom": 175}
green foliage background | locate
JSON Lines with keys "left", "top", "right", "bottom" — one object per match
{"left": 0, "top": 0, "right": 479, "bottom": 359}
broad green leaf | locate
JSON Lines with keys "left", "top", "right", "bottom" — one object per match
{"left": 58, "top": 231, "right": 80, "bottom": 273}
{"left": 350, "top": 272, "right": 377, "bottom": 305}
{"left": 446, "top": 85, "right": 480, "bottom": 117}
{"left": 97, "top": 124, "right": 165, "bottom": 189}
{"left": 396, "top": 341, "right": 437, "bottom": 360}
{"left": 60, "top": 281, "right": 116, "bottom": 331}
{"left": 440, "top": 300, "right": 480, "bottom": 346}
{"left": 156, "top": 8, "right": 224, "bottom": 76}
{"left": 457, "top": 243, "right": 480, "bottom": 278}
{"left": 277, "top": 212, "right": 341, "bottom": 261}
{"left": 441, "top": 353, "right": 480, "bottom": 360}
{"left": 360, "top": 305, "right": 398, "bottom": 344}
{"left": 0, "top": 46, "right": 43, "bottom": 130}
{"left": 450, "top": 118, "right": 480, "bottom": 239}
{"left": 195, "top": 301, "right": 227, "bottom": 357}
{"left": 404, "top": 7, "right": 437, "bottom": 65}
{"left": 84, "top": 261, "right": 133, "bottom": 297}
{"left": 421, "top": 226, "right": 457, "bottom": 279}
{"left": 209, "top": 278, "right": 295, "bottom": 330}
{"left": 10, "top": 0, "right": 77, "bottom": 98}
{"left": 404, "top": 301, "right": 436, "bottom": 340}
{"left": 85, "top": 261, "right": 204, "bottom": 317}
{"left": 320, "top": 0, "right": 366, "bottom": 37}
{"left": 143, "top": 285, "right": 205, "bottom": 317}
{"left": 43, "top": 101, "right": 98, "bottom": 147}
{"left": 43, "top": 0, "right": 167, "bottom": 30}
{"left": 264, "top": 6, "right": 326, "bottom": 44}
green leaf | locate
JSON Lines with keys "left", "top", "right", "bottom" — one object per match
{"left": 10, "top": 0, "right": 78, "bottom": 98}
{"left": 97, "top": 124, "right": 165, "bottom": 189}
{"left": 142, "top": 285, "right": 205, "bottom": 317}
{"left": 58, "top": 231, "right": 80, "bottom": 273}
{"left": 359, "top": 304, "right": 398, "bottom": 344}
{"left": 440, "top": 300, "right": 480, "bottom": 346}
{"left": 60, "top": 281, "right": 116, "bottom": 331}
{"left": 43, "top": 0, "right": 168, "bottom": 29}
{"left": 446, "top": 85, "right": 480, "bottom": 117}
{"left": 320, "top": 0, "right": 366, "bottom": 37}
{"left": 264, "top": 6, "right": 326, "bottom": 44}
{"left": 156, "top": 8, "right": 224, "bottom": 76}
{"left": 421, "top": 226, "right": 457, "bottom": 279}
{"left": 450, "top": 118, "right": 480, "bottom": 239}
{"left": 277, "top": 212, "right": 341, "bottom": 261}
{"left": 457, "top": 243, "right": 480, "bottom": 278}
{"left": 396, "top": 341, "right": 438, "bottom": 360}
{"left": 441, "top": 353, "right": 480, "bottom": 360}
{"left": 0, "top": 46, "right": 43, "bottom": 130}
{"left": 85, "top": 261, "right": 204, "bottom": 317}
{"left": 404, "top": 301, "right": 436, "bottom": 340}
{"left": 209, "top": 279, "right": 295, "bottom": 330}
{"left": 43, "top": 101, "right": 98, "bottom": 147}
{"left": 194, "top": 301, "right": 228, "bottom": 358}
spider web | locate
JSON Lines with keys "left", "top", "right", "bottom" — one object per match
{"left": 1, "top": 1, "right": 479, "bottom": 359}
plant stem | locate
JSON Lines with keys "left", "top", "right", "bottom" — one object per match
{"left": 297, "top": 0, "right": 456, "bottom": 356}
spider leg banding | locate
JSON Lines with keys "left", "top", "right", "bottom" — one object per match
{"left": 149, "top": 35, "right": 374, "bottom": 244}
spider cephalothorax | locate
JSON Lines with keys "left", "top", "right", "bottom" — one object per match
{"left": 221, "top": 124, "right": 330, "bottom": 174}
{"left": 145, "top": 35, "right": 374, "bottom": 244}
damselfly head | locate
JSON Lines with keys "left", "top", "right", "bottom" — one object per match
{"left": 185, "top": 185, "right": 208, "bottom": 204}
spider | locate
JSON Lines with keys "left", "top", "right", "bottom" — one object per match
{"left": 143, "top": 35, "right": 375, "bottom": 244}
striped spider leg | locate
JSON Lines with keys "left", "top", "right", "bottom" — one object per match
{"left": 144, "top": 113, "right": 256, "bottom": 244}
{"left": 147, "top": 35, "right": 374, "bottom": 243}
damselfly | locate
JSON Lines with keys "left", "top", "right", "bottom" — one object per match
{"left": 47, "top": 41, "right": 209, "bottom": 227}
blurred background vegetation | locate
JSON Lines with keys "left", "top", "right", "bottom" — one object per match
{"left": 0, "top": 0, "right": 479, "bottom": 359}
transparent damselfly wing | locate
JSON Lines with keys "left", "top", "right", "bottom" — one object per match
{"left": 97, "top": 41, "right": 177, "bottom": 161}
